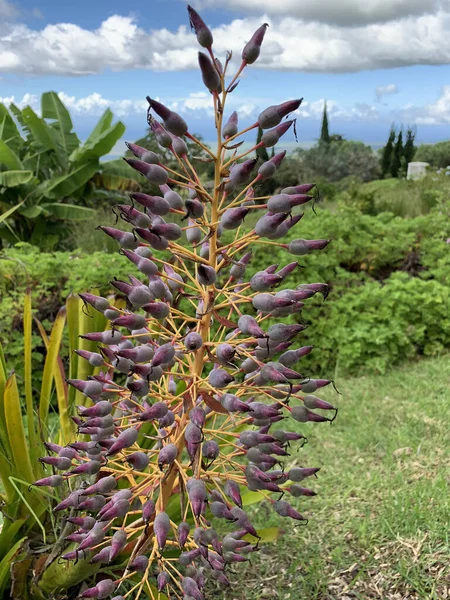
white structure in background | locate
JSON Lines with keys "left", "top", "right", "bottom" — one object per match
{"left": 407, "top": 162, "right": 430, "bottom": 180}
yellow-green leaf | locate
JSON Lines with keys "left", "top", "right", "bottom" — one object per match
{"left": 242, "top": 490, "right": 267, "bottom": 507}
{"left": 4, "top": 373, "right": 35, "bottom": 485}
{"left": 23, "top": 291, "right": 39, "bottom": 459}
{"left": 0, "top": 537, "right": 26, "bottom": 594}
{"left": 243, "top": 527, "right": 279, "bottom": 544}
{"left": 38, "top": 307, "right": 66, "bottom": 431}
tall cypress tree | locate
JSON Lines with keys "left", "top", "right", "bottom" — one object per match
{"left": 380, "top": 126, "right": 396, "bottom": 178}
{"left": 403, "top": 127, "right": 416, "bottom": 166}
{"left": 390, "top": 130, "right": 403, "bottom": 178}
{"left": 320, "top": 101, "right": 330, "bottom": 144}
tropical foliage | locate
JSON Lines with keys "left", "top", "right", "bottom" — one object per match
{"left": 0, "top": 92, "right": 141, "bottom": 249}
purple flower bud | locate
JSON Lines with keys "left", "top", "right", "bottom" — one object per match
{"left": 54, "top": 489, "right": 86, "bottom": 511}
{"left": 123, "top": 158, "right": 168, "bottom": 185}
{"left": 75, "top": 495, "right": 105, "bottom": 512}
{"left": 242, "top": 23, "right": 269, "bottom": 65}
{"left": 130, "top": 192, "right": 171, "bottom": 216}
{"left": 208, "top": 368, "right": 234, "bottom": 389}
{"left": 158, "top": 443, "right": 178, "bottom": 469}
{"left": 154, "top": 511, "right": 171, "bottom": 550}
{"left": 78, "top": 524, "right": 106, "bottom": 551}
{"left": 257, "top": 151, "right": 286, "bottom": 180}
{"left": 131, "top": 554, "right": 149, "bottom": 573}
{"left": 177, "top": 521, "right": 191, "bottom": 547}
{"left": 182, "top": 577, "right": 204, "bottom": 600}
{"left": 116, "top": 204, "right": 152, "bottom": 228}
{"left": 84, "top": 476, "right": 117, "bottom": 496}
{"left": 108, "top": 529, "right": 127, "bottom": 561}
{"left": 79, "top": 293, "right": 110, "bottom": 313}
{"left": 68, "top": 516, "right": 96, "bottom": 530}
{"left": 106, "top": 428, "right": 138, "bottom": 456}
{"left": 287, "top": 238, "right": 331, "bottom": 256}
{"left": 288, "top": 466, "right": 320, "bottom": 482}
{"left": 300, "top": 378, "right": 331, "bottom": 393}
{"left": 197, "top": 265, "right": 217, "bottom": 286}
{"left": 97, "top": 227, "right": 138, "bottom": 250}
{"left": 220, "top": 393, "right": 252, "bottom": 413}
{"left": 303, "top": 394, "right": 335, "bottom": 411}
{"left": 230, "top": 507, "right": 258, "bottom": 537}
{"left": 90, "top": 547, "right": 111, "bottom": 565}
{"left": 258, "top": 99, "right": 302, "bottom": 129}
{"left": 185, "top": 198, "right": 205, "bottom": 218}
{"left": 267, "top": 324, "right": 304, "bottom": 342}
{"left": 157, "top": 572, "right": 170, "bottom": 592}
{"left": 185, "top": 423, "right": 202, "bottom": 461}
{"left": 169, "top": 132, "right": 189, "bottom": 156}
{"left": 261, "top": 120, "right": 294, "bottom": 148}
{"left": 222, "top": 111, "right": 238, "bottom": 139}
{"left": 81, "top": 579, "right": 116, "bottom": 599}
{"left": 142, "top": 301, "right": 170, "bottom": 320}
{"left": 188, "top": 479, "right": 207, "bottom": 517}
{"left": 282, "top": 183, "right": 316, "bottom": 195}
{"left": 291, "top": 405, "right": 330, "bottom": 423}
{"left": 69, "top": 460, "right": 101, "bottom": 476}
{"left": 210, "top": 501, "right": 235, "bottom": 521}
{"left": 162, "top": 187, "right": 183, "bottom": 209}
{"left": 140, "top": 401, "right": 168, "bottom": 421}
{"left": 224, "top": 480, "right": 242, "bottom": 508}
{"left": 152, "top": 221, "right": 182, "bottom": 241}
{"left": 221, "top": 207, "right": 248, "bottom": 230}
{"left": 239, "top": 431, "right": 275, "bottom": 447}
{"left": 39, "top": 456, "right": 72, "bottom": 470}
{"left": 216, "top": 343, "right": 236, "bottom": 364}
{"left": 202, "top": 440, "right": 219, "bottom": 460}
{"left": 32, "top": 475, "right": 63, "bottom": 488}
{"left": 189, "top": 407, "right": 206, "bottom": 428}
{"left": 279, "top": 346, "right": 314, "bottom": 367}
{"left": 125, "top": 142, "right": 160, "bottom": 164}
{"left": 185, "top": 332, "right": 203, "bottom": 351}
{"left": 135, "top": 227, "right": 169, "bottom": 251}
{"left": 188, "top": 5, "right": 213, "bottom": 48}
{"left": 267, "top": 193, "right": 312, "bottom": 213}
{"left": 127, "top": 451, "right": 150, "bottom": 470}
{"left": 198, "top": 52, "right": 220, "bottom": 92}
{"left": 290, "top": 484, "right": 316, "bottom": 497}
{"left": 179, "top": 548, "right": 201, "bottom": 566}
{"left": 255, "top": 212, "right": 287, "bottom": 238}
{"left": 67, "top": 379, "right": 103, "bottom": 399}
{"left": 225, "top": 158, "right": 257, "bottom": 191}
{"left": 252, "top": 293, "right": 293, "bottom": 313}
{"left": 250, "top": 270, "right": 281, "bottom": 292}
{"left": 274, "top": 500, "right": 306, "bottom": 521}
{"left": 147, "top": 97, "right": 188, "bottom": 136}
{"left": 112, "top": 313, "right": 147, "bottom": 330}
{"left": 99, "top": 498, "right": 130, "bottom": 522}
{"left": 150, "top": 117, "right": 175, "bottom": 148}
{"left": 237, "top": 314, "right": 265, "bottom": 338}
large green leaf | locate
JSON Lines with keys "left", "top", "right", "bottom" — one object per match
{"left": 0, "top": 170, "right": 34, "bottom": 187}
{"left": 0, "top": 201, "right": 25, "bottom": 224}
{"left": 20, "top": 106, "right": 57, "bottom": 152}
{"left": 0, "top": 104, "right": 23, "bottom": 150}
{"left": 0, "top": 140, "right": 23, "bottom": 170}
{"left": 41, "top": 203, "right": 95, "bottom": 221}
{"left": 70, "top": 114, "right": 125, "bottom": 165}
{"left": 41, "top": 92, "right": 80, "bottom": 156}
{"left": 36, "top": 161, "right": 99, "bottom": 199}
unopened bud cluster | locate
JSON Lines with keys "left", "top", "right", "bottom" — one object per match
{"left": 33, "top": 5, "right": 335, "bottom": 599}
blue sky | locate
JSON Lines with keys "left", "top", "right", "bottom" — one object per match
{"left": 1, "top": 0, "right": 450, "bottom": 153}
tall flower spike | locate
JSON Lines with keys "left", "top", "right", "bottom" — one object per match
{"left": 49, "top": 8, "right": 336, "bottom": 599}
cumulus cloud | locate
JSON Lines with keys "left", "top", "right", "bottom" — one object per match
{"left": 400, "top": 86, "right": 450, "bottom": 124}
{"left": 193, "top": 0, "right": 449, "bottom": 26}
{"left": 0, "top": 9, "right": 450, "bottom": 76}
{"left": 375, "top": 83, "right": 399, "bottom": 102}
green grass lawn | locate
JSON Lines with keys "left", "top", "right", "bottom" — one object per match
{"left": 223, "top": 355, "right": 450, "bottom": 600}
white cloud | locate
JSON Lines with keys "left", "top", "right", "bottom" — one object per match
{"left": 400, "top": 86, "right": 450, "bottom": 124}
{"left": 295, "top": 98, "right": 380, "bottom": 121}
{"left": 0, "top": 9, "right": 450, "bottom": 76}
{"left": 375, "top": 83, "right": 399, "bottom": 102}
{"left": 0, "top": 92, "right": 38, "bottom": 109}
{"left": 193, "top": 0, "right": 449, "bottom": 26}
